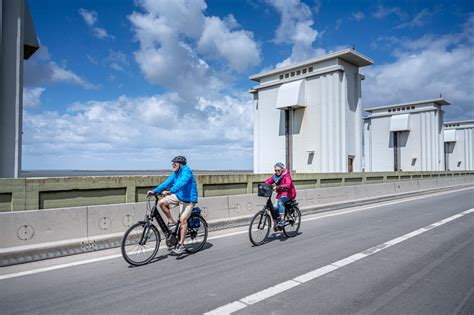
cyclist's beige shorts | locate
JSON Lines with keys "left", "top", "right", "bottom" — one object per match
{"left": 163, "top": 194, "right": 195, "bottom": 220}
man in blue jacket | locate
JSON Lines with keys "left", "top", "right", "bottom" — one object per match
{"left": 147, "top": 156, "right": 198, "bottom": 255}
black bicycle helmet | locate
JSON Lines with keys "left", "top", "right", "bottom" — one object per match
{"left": 171, "top": 156, "right": 187, "bottom": 165}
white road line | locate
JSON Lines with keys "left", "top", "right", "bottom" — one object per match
{"left": 1, "top": 186, "right": 472, "bottom": 281}
{"left": 204, "top": 208, "right": 474, "bottom": 315}
{"left": 204, "top": 301, "right": 247, "bottom": 315}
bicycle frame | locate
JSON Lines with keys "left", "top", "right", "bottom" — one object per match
{"left": 144, "top": 195, "right": 181, "bottom": 240}
{"left": 264, "top": 196, "right": 279, "bottom": 220}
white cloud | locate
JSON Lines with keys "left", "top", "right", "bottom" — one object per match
{"left": 23, "top": 87, "right": 45, "bottom": 107}
{"left": 106, "top": 50, "right": 129, "bottom": 72}
{"left": 129, "top": 0, "right": 260, "bottom": 81}
{"left": 396, "top": 8, "right": 432, "bottom": 29}
{"left": 363, "top": 14, "right": 474, "bottom": 120}
{"left": 79, "top": 8, "right": 113, "bottom": 40}
{"left": 49, "top": 62, "right": 96, "bottom": 89}
{"left": 198, "top": 16, "right": 260, "bottom": 72}
{"left": 351, "top": 11, "right": 365, "bottom": 22}
{"left": 266, "top": 0, "right": 325, "bottom": 68}
{"left": 373, "top": 5, "right": 407, "bottom": 19}
{"left": 93, "top": 27, "right": 114, "bottom": 39}
{"left": 23, "top": 93, "right": 254, "bottom": 169}
{"left": 24, "top": 45, "right": 96, "bottom": 89}
{"left": 78, "top": 8, "right": 97, "bottom": 26}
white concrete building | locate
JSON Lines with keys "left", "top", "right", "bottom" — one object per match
{"left": 250, "top": 49, "right": 373, "bottom": 174}
{"left": 443, "top": 120, "right": 474, "bottom": 171}
{"left": 363, "top": 98, "right": 450, "bottom": 172}
{"left": 0, "top": 0, "right": 39, "bottom": 178}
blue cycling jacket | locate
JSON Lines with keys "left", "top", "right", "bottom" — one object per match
{"left": 152, "top": 165, "right": 198, "bottom": 203}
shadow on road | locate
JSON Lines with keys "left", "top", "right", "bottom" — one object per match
{"left": 126, "top": 242, "right": 214, "bottom": 267}
{"left": 250, "top": 231, "right": 303, "bottom": 247}
{"left": 176, "top": 242, "right": 214, "bottom": 260}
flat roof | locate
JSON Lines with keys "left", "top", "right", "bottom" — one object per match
{"left": 249, "top": 48, "right": 373, "bottom": 81}
{"left": 365, "top": 98, "right": 450, "bottom": 112}
{"left": 443, "top": 119, "right": 474, "bottom": 125}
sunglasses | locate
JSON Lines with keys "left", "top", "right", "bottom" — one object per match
{"left": 274, "top": 169, "right": 282, "bottom": 173}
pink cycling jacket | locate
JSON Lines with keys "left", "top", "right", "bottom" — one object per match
{"left": 264, "top": 169, "right": 297, "bottom": 200}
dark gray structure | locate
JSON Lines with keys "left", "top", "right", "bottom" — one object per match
{"left": 0, "top": 0, "right": 39, "bottom": 178}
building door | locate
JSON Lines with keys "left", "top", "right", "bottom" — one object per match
{"left": 444, "top": 142, "right": 450, "bottom": 171}
{"left": 348, "top": 156, "right": 354, "bottom": 173}
{"left": 393, "top": 132, "right": 400, "bottom": 171}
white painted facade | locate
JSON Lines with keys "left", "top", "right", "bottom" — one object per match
{"left": 443, "top": 120, "right": 474, "bottom": 171}
{"left": 251, "top": 49, "right": 373, "bottom": 174}
{"left": 0, "top": 0, "right": 39, "bottom": 178}
{"left": 363, "top": 99, "right": 449, "bottom": 172}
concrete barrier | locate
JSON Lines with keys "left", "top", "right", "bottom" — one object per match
{"left": 354, "top": 182, "right": 396, "bottom": 199}
{"left": 199, "top": 196, "right": 230, "bottom": 222}
{"left": 2, "top": 171, "right": 473, "bottom": 211}
{"left": 306, "top": 186, "right": 357, "bottom": 206}
{"left": 0, "top": 177, "right": 472, "bottom": 266}
{"left": 394, "top": 180, "right": 420, "bottom": 194}
{"left": 0, "top": 207, "right": 88, "bottom": 249}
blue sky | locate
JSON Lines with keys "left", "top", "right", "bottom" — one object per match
{"left": 23, "top": 0, "right": 474, "bottom": 170}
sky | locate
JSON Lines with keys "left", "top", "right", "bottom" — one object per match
{"left": 23, "top": 0, "right": 474, "bottom": 170}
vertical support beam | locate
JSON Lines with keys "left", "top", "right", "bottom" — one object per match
{"left": 284, "top": 109, "right": 293, "bottom": 172}
{"left": 0, "top": 0, "right": 25, "bottom": 178}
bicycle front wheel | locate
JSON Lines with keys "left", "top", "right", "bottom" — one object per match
{"left": 249, "top": 210, "right": 271, "bottom": 246}
{"left": 283, "top": 207, "right": 301, "bottom": 238}
{"left": 185, "top": 216, "right": 208, "bottom": 253}
{"left": 121, "top": 222, "right": 161, "bottom": 266}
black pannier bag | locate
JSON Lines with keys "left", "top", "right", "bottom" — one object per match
{"left": 257, "top": 183, "right": 273, "bottom": 197}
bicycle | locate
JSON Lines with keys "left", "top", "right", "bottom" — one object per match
{"left": 121, "top": 193, "right": 208, "bottom": 266}
{"left": 248, "top": 184, "right": 301, "bottom": 246}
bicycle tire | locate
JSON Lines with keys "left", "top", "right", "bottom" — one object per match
{"left": 185, "top": 216, "right": 208, "bottom": 253}
{"left": 249, "top": 210, "right": 271, "bottom": 246}
{"left": 121, "top": 222, "right": 161, "bottom": 266}
{"left": 283, "top": 207, "right": 301, "bottom": 238}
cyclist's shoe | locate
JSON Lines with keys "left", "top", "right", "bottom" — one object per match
{"left": 277, "top": 219, "right": 286, "bottom": 227}
{"left": 171, "top": 244, "right": 186, "bottom": 256}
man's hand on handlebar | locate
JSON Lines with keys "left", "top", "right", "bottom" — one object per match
{"left": 146, "top": 190, "right": 155, "bottom": 197}
{"left": 146, "top": 190, "right": 170, "bottom": 197}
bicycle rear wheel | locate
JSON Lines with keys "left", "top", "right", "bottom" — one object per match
{"left": 121, "top": 222, "right": 161, "bottom": 266}
{"left": 249, "top": 210, "right": 271, "bottom": 246}
{"left": 185, "top": 216, "right": 208, "bottom": 253}
{"left": 283, "top": 207, "right": 301, "bottom": 238}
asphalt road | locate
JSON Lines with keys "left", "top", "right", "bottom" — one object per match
{"left": 1, "top": 187, "right": 473, "bottom": 315}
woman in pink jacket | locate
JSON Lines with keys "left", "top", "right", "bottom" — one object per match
{"left": 264, "top": 162, "right": 297, "bottom": 227}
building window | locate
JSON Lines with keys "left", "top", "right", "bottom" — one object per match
{"left": 291, "top": 71, "right": 295, "bottom": 77}
{"left": 411, "top": 106, "right": 415, "bottom": 110}
{"left": 397, "top": 108, "right": 401, "bottom": 111}
{"left": 285, "top": 73, "right": 289, "bottom": 78}
{"left": 308, "top": 66, "right": 313, "bottom": 72}
{"left": 296, "top": 70, "right": 301, "bottom": 75}
{"left": 302, "top": 68, "right": 307, "bottom": 74}
{"left": 279, "top": 74, "right": 284, "bottom": 80}
{"left": 388, "top": 109, "right": 392, "bottom": 112}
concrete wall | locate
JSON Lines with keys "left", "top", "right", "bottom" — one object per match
{"left": 1, "top": 172, "right": 473, "bottom": 211}
{"left": 1, "top": 175, "right": 472, "bottom": 265}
